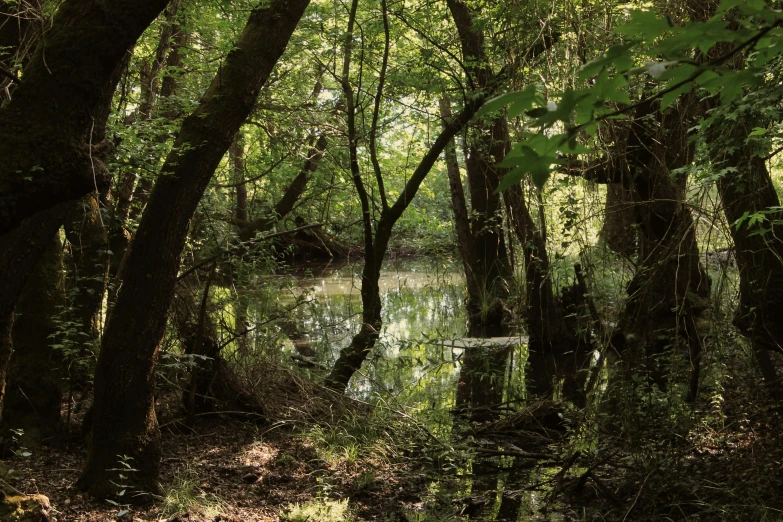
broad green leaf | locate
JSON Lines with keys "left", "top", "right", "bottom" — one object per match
{"left": 535, "top": 89, "right": 593, "bottom": 127}
{"left": 495, "top": 145, "right": 558, "bottom": 191}
{"left": 530, "top": 164, "right": 552, "bottom": 190}
{"left": 497, "top": 166, "right": 527, "bottom": 192}
{"left": 477, "top": 91, "right": 522, "bottom": 117}
{"left": 557, "top": 137, "right": 592, "bottom": 155}
{"left": 717, "top": 0, "right": 744, "bottom": 13}
{"left": 507, "top": 85, "right": 543, "bottom": 119}
{"left": 593, "top": 69, "right": 631, "bottom": 103}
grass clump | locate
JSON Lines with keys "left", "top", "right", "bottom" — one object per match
{"left": 160, "top": 468, "right": 224, "bottom": 519}
{"left": 281, "top": 499, "right": 356, "bottom": 522}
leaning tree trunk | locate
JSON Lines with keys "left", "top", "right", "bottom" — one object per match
{"left": 77, "top": 0, "right": 312, "bottom": 499}
{"left": 3, "top": 235, "right": 64, "bottom": 442}
{"left": 0, "top": 0, "right": 169, "bottom": 413}
{"left": 109, "top": 9, "right": 188, "bottom": 301}
{"left": 0, "top": 0, "right": 169, "bottom": 233}
{"left": 440, "top": 99, "right": 517, "bottom": 414}
{"left": 504, "top": 183, "right": 586, "bottom": 400}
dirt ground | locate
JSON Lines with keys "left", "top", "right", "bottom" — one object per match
{"left": 5, "top": 412, "right": 427, "bottom": 522}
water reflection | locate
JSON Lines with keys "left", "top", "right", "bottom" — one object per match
{"left": 249, "top": 259, "right": 558, "bottom": 520}
{"left": 283, "top": 260, "right": 468, "bottom": 399}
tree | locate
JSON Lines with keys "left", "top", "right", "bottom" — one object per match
{"left": 0, "top": 0, "right": 170, "bottom": 416}
{"left": 78, "top": 0, "right": 312, "bottom": 498}
{"left": 323, "top": 0, "right": 492, "bottom": 391}
{"left": 0, "top": 0, "right": 170, "bottom": 233}
{"left": 483, "top": 0, "right": 782, "bottom": 397}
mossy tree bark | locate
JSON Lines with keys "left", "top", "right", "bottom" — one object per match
{"left": 446, "top": 0, "right": 578, "bottom": 403}
{"left": 614, "top": 98, "right": 711, "bottom": 399}
{"left": 77, "top": 0, "right": 312, "bottom": 498}
{"left": 64, "top": 194, "right": 110, "bottom": 357}
{"left": 3, "top": 235, "right": 64, "bottom": 442}
{"left": 705, "top": 106, "right": 783, "bottom": 390}
{"left": 109, "top": 6, "right": 188, "bottom": 300}
{"left": 447, "top": 0, "right": 513, "bottom": 334}
{"left": 0, "top": 0, "right": 170, "bottom": 234}
{"left": 0, "top": 0, "right": 169, "bottom": 414}
{"left": 601, "top": 181, "right": 636, "bottom": 256}
{"left": 0, "top": 203, "right": 70, "bottom": 420}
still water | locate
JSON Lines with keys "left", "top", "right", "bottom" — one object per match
{"left": 285, "top": 259, "right": 469, "bottom": 399}
{"left": 237, "top": 259, "right": 559, "bottom": 521}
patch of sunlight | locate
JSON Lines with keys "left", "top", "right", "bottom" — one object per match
{"left": 281, "top": 498, "right": 357, "bottom": 522}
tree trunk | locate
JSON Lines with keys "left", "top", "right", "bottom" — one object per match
{"left": 446, "top": 0, "right": 513, "bottom": 333}
{"left": 230, "top": 133, "right": 249, "bottom": 224}
{"left": 447, "top": 0, "right": 573, "bottom": 405}
{"left": 614, "top": 98, "right": 710, "bottom": 398}
{"left": 324, "top": 0, "right": 490, "bottom": 392}
{"left": 600, "top": 181, "right": 636, "bottom": 256}
{"left": 109, "top": 12, "right": 188, "bottom": 297}
{"left": 505, "top": 184, "right": 574, "bottom": 398}
{"left": 323, "top": 99, "right": 489, "bottom": 392}
{"left": 64, "top": 194, "right": 109, "bottom": 353}
{"left": 3, "top": 236, "right": 64, "bottom": 443}
{"left": 77, "top": 0, "right": 311, "bottom": 499}
{"left": 0, "top": 0, "right": 167, "bottom": 412}
{"left": 0, "top": 203, "right": 70, "bottom": 419}
{"left": 439, "top": 98, "right": 480, "bottom": 301}
{"left": 0, "top": 0, "right": 169, "bottom": 234}
{"left": 706, "top": 110, "right": 783, "bottom": 389}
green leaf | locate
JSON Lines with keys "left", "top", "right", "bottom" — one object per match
{"left": 477, "top": 92, "right": 520, "bottom": 117}
{"left": 530, "top": 165, "right": 552, "bottom": 189}
{"left": 661, "top": 83, "right": 693, "bottom": 109}
{"left": 717, "top": 0, "right": 744, "bottom": 13}
{"left": 497, "top": 166, "right": 527, "bottom": 192}
{"left": 557, "top": 137, "right": 591, "bottom": 155}
{"left": 507, "top": 86, "right": 544, "bottom": 119}
{"left": 615, "top": 10, "right": 672, "bottom": 42}
{"left": 748, "top": 127, "right": 768, "bottom": 136}
{"left": 536, "top": 89, "right": 593, "bottom": 127}
{"left": 477, "top": 85, "right": 541, "bottom": 119}
{"left": 593, "top": 69, "right": 630, "bottom": 103}
{"left": 578, "top": 43, "right": 635, "bottom": 81}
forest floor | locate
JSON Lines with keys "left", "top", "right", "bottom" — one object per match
{"left": 5, "top": 357, "right": 783, "bottom": 521}
{"left": 6, "top": 411, "right": 432, "bottom": 521}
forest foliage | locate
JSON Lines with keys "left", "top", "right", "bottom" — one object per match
{"left": 1, "top": 0, "right": 783, "bottom": 520}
